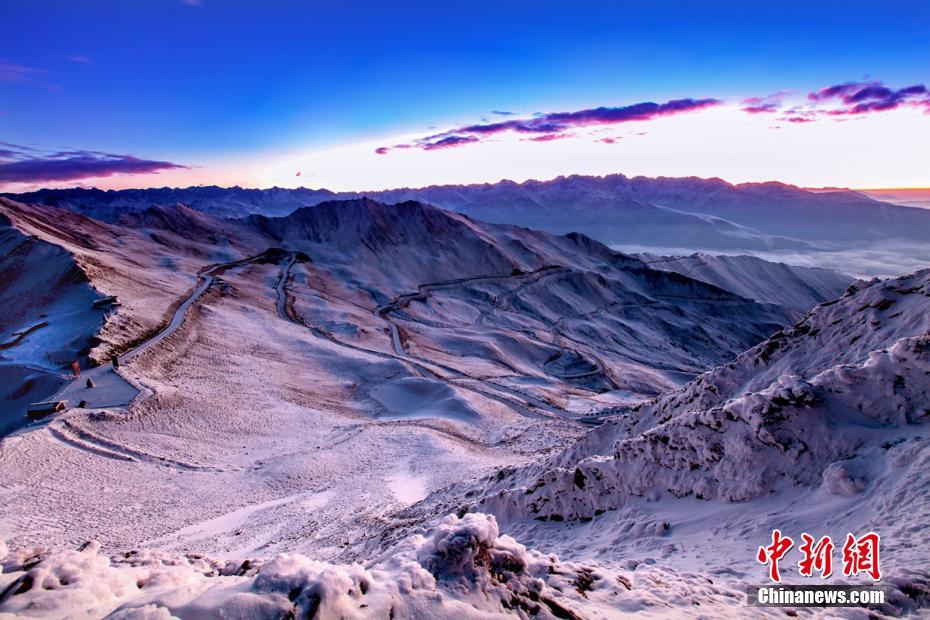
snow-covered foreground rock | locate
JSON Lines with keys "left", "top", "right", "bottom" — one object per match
{"left": 3, "top": 511, "right": 928, "bottom": 618}
{"left": 0, "top": 513, "right": 758, "bottom": 619}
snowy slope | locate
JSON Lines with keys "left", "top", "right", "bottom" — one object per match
{"left": 0, "top": 198, "right": 268, "bottom": 356}
{"left": 637, "top": 252, "right": 853, "bottom": 313}
{"left": 475, "top": 269, "right": 930, "bottom": 522}
{"left": 245, "top": 198, "right": 794, "bottom": 399}
{"left": 0, "top": 198, "right": 270, "bottom": 428}
{"left": 0, "top": 213, "right": 106, "bottom": 433}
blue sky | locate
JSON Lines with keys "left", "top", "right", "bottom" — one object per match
{"left": 1, "top": 1, "right": 928, "bottom": 190}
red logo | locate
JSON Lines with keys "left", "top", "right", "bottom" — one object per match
{"left": 757, "top": 529, "right": 794, "bottom": 583}
{"left": 842, "top": 532, "right": 882, "bottom": 581}
{"left": 758, "top": 530, "right": 881, "bottom": 582}
{"left": 798, "top": 533, "right": 834, "bottom": 578}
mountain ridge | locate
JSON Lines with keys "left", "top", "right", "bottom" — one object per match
{"left": 9, "top": 174, "right": 930, "bottom": 274}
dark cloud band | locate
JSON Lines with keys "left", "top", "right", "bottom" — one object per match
{"left": 0, "top": 144, "right": 189, "bottom": 185}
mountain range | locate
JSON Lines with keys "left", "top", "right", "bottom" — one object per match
{"left": 8, "top": 174, "right": 930, "bottom": 277}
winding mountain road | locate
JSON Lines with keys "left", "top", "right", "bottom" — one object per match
{"left": 29, "top": 249, "right": 599, "bottom": 433}
{"left": 48, "top": 252, "right": 273, "bottom": 414}
{"left": 274, "top": 254, "right": 597, "bottom": 426}
{"left": 375, "top": 268, "right": 615, "bottom": 420}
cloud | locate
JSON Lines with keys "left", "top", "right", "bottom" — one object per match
{"left": 743, "top": 81, "right": 930, "bottom": 125}
{"left": 808, "top": 82, "right": 863, "bottom": 102}
{"left": 0, "top": 58, "right": 61, "bottom": 91}
{"left": 742, "top": 103, "right": 779, "bottom": 114}
{"left": 0, "top": 143, "right": 189, "bottom": 185}
{"left": 65, "top": 55, "right": 92, "bottom": 64}
{"left": 421, "top": 135, "right": 481, "bottom": 151}
{"left": 378, "top": 96, "right": 720, "bottom": 153}
{"left": 808, "top": 81, "right": 930, "bottom": 116}
{"left": 0, "top": 59, "right": 43, "bottom": 82}
{"left": 597, "top": 137, "right": 621, "bottom": 144}
{"left": 740, "top": 92, "right": 790, "bottom": 114}
{"left": 522, "top": 132, "right": 574, "bottom": 142}
{"left": 491, "top": 110, "right": 516, "bottom": 116}
{"left": 181, "top": 0, "right": 203, "bottom": 5}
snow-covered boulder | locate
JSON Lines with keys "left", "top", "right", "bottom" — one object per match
{"left": 0, "top": 513, "right": 653, "bottom": 619}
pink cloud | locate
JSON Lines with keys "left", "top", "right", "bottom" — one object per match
{"left": 808, "top": 81, "right": 930, "bottom": 116}
{"left": 744, "top": 81, "right": 930, "bottom": 125}
{"left": 421, "top": 135, "right": 481, "bottom": 151}
{"left": 376, "top": 96, "right": 720, "bottom": 153}
{"left": 740, "top": 91, "right": 791, "bottom": 114}
{"left": 522, "top": 132, "right": 574, "bottom": 142}
{"left": 742, "top": 103, "right": 780, "bottom": 114}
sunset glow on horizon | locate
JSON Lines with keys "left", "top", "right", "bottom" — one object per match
{"left": 1, "top": 1, "right": 928, "bottom": 193}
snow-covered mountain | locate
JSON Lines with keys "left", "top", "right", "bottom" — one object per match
{"left": 1, "top": 194, "right": 928, "bottom": 617}
{"left": 5, "top": 185, "right": 339, "bottom": 220}
{"left": 361, "top": 176, "right": 912, "bottom": 247}
{"left": 243, "top": 198, "right": 800, "bottom": 398}
{"left": 0, "top": 196, "right": 799, "bottom": 429}
{"left": 116, "top": 203, "right": 244, "bottom": 244}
